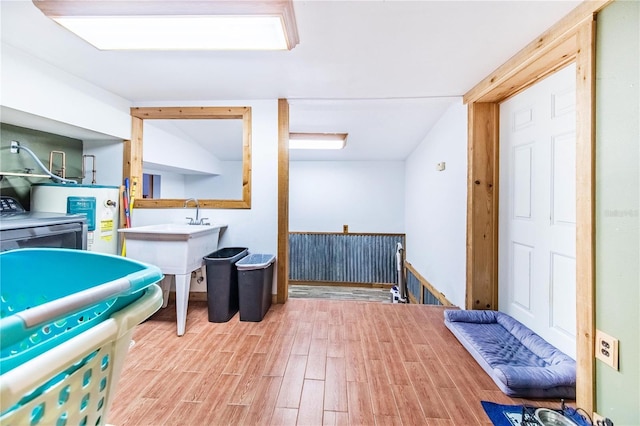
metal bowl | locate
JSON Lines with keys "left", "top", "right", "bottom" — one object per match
{"left": 534, "top": 408, "right": 579, "bottom": 426}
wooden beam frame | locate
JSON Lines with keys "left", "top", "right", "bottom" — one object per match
{"left": 126, "top": 106, "right": 252, "bottom": 209}
{"left": 277, "top": 99, "right": 290, "bottom": 304}
{"left": 466, "top": 102, "right": 499, "bottom": 311}
{"left": 464, "top": 0, "right": 611, "bottom": 413}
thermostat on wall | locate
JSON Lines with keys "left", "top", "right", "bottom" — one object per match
{"left": 436, "top": 162, "right": 446, "bottom": 171}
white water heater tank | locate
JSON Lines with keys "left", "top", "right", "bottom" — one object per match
{"left": 31, "top": 183, "right": 120, "bottom": 255}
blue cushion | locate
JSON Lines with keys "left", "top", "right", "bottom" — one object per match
{"left": 444, "top": 309, "right": 576, "bottom": 398}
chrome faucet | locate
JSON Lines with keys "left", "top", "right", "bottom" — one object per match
{"left": 184, "top": 198, "right": 209, "bottom": 225}
{"left": 184, "top": 198, "right": 199, "bottom": 225}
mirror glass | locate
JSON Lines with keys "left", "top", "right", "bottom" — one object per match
{"left": 142, "top": 119, "right": 244, "bottom": 199}
{"left": 130, "top": 106, "right": 251, "bottom": 209}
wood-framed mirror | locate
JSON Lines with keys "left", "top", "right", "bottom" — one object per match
{"left": 127, "top": 106, "right": 251, "bottom": 209}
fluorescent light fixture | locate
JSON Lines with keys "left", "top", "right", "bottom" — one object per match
{"left": 32, "top": 0, "right": 300, "bottom": 51}
{"left": 289, "top": 133, "right": 348, "bottom": 150}
{"left": 52, "top": 16, "right": 288, "bottom": 50}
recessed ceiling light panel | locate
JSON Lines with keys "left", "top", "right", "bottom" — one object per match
{"left": 54, "top": 15, "right": 288, "bottom": 50}
{"left": 289, "top": 133, "right": 348, "bottom": 150}
{"left": 32, "top": 0, "right": 300, "bottom": 51}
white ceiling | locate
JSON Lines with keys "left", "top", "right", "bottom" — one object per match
{"left": 0, "top": 0, "right": 581, "bottom": 161}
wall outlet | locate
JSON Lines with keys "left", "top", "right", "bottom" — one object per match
{"left": 595, "top": 329, "right": 619, "bottom": 370}
{"left": 593, "top": 412, "right": 614, "bottom": 425}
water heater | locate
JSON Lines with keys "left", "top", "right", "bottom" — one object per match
{"left": 31, "top": 183, "right": 120, "bottom": 254}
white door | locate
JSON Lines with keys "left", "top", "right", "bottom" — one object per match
{"left": 499, "top": 63, "right": 577, "bottom": 358}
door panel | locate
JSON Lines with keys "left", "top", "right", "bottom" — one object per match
{"left": 513, "top": 145, "right": 534, "bottom": 220}
{"left": 512, "top": 242, "right": 534, "bottom": 313}
{"left": 550, "top": 252, "right": 577, "bottom": 337}
{"left": 551, "top": 133, "right": 577, "bottom": 225}
{"left": 499, "top": 63, "right": 577, "bottom": 358}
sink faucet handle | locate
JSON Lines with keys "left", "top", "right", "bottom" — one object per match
{"left": 186, "top": 216, "right": 195, "bottom": 225}
{"left": 199, "top": 218, "right": 210, "bottom": 225}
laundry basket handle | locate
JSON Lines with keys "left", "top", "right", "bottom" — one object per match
{"left": 0, "top": 277, "right": 132, "bottom": 351}
{"left": 20, "top": 277, "right": 132, "bottom": 328}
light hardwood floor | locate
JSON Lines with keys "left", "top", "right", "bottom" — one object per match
{"left": 108, "top": 299, "right": 568, "bottom": 425}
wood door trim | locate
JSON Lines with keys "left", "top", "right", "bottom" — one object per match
{"left": 464, "top": 1, "right": 608, "bottom": 412}
{"left": 574, "top": 19, "right": 597, "bottom": 412}
{"left": 466, "top": 102, "right": 499, "bottom": 311}
{"left": 464, "top": 0, "right": 610, "bottom": 104}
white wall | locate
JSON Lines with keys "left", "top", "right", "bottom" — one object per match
{"left": 133, "top": 100, "right": 279, "bottom": 293}
{"left": 405, "top": 100, "right": 468, "bottom": 307}
{"left": 143, "top": 167, "right": 186, "bottom": 199}
{"left": 289, "top": 161, "right": 405, "bottom": 233}
{"left": 3, "top": 46, "right": 280, "bottom": 295}
{"left": 143, "top": 121, "right": 223, "bottom": 175}
{"left": 185, "top": 160, "right": 242, "bottom": 200}
{"left": 1, "top": 44, "right": 131, "bottom": 139}
{"left": 82, "top": 140, "right": 123, "bottom": 186}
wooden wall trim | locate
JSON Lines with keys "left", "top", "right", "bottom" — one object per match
{"left": 290, "top": 231, "right": 406, "bottom": 237}
{"left": 464, "top": 0, "right": 611, "bottom": 103}
{"left": 405, "top": 261, "right": 454, "bottom": 307}
{"left": 575, "top": 17, "right": 596, "bottom": 414}
{"left": 277, "top": 99, "right": 290, "bottom": 304}
{"left": 125, "top": 118, "right": 143, "bottom": 204}
{"left": 126, "top": 118, "right": 143, "bottom": 186}
{"left": 128, "top": 106, "right": 252, "bottom": 210}
{"left": 465, "top": 102, "right": 499, "bottom": 311}
{"left": 131, "top": 198, "right": 250, "bottom": 209}
{"left": 242, "top": 107, "right": 252, "bottom": 209}
{"left": 130, "top": 106, "right": 249, "bottom": 119}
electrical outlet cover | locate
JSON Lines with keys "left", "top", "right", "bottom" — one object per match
{"left": 595, "top": 329, "right": 619, "bottom": 370}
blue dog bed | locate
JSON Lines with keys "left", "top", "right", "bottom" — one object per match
{"left": 444, "top": 310, "right": 576, "bottom": 398}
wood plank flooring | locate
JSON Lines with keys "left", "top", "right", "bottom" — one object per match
{"left": 107, "top": 299, "right": 569, "bottom": 425}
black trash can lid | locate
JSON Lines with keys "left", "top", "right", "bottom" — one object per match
{"left": 204, "top": 247, "right": 248, "bottom": 260}
{"left": 236, "top": 254, "right": 275, "bottom": 270}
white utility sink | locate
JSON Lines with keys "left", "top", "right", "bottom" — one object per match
{"left": 121, "top": 223, "right": 217, "bottom": 236}
{"left": 119, "top": 223, "right": 226, "bottom": 336}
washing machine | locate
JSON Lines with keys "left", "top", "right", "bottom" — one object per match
{"left": 0, "top": 196, "right": 87, "bottom": 252}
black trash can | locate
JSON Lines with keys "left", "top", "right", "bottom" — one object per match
{"left": 204, "top": 247, "right": 248, "bottom": 322}
{"left": 237, "top": 254, "right": 276, "bottom": 322}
